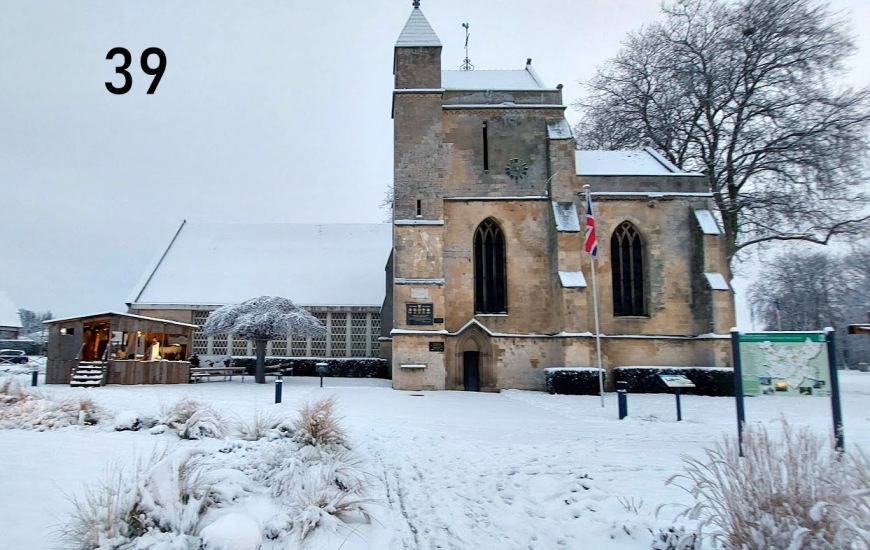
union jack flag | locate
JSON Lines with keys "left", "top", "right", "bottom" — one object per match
{"left": 585, "top": 192, "right": 598, "bottom": 258}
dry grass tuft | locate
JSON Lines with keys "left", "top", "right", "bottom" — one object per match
{"left": 62, "top": 449, "right": 211, "bottom": 549}
{"left": 157, "top": 398, "right": 227, "bottom": 440}
{"left": 668, "top": 420, "right": 870, "bottom": 549}
{"left": 292, "top": 396, "right": 346, "bottom": 448}
{"left": 235, "top": 408, "right": 293, "bottom": 441}
{"left": 0, "top": 376, "right": 29, "bottom": 405}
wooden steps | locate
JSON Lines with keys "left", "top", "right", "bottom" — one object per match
{"left": 70, "top": 362, "right": 107, "bottom": 387}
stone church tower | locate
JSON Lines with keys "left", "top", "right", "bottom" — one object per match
{"left": 384, "top": 3, "right": 735, "bottom": 391}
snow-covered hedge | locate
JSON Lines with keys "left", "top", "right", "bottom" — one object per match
{"left": 230, "top": 357, "right": 389, "bottom": 379}
{"left": 544, "top": 367, "right": 605, "bottom": 395}
{"left": 0, "top": 339, "right": 43, "bottom": 355}
{"left": 614, "top": 366, "right": 733, "bottom": 396}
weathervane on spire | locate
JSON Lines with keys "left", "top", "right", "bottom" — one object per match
{"left": 412, "top": 0, "right": 420, "bottom": 8}
{"left": 460, "top": 22, "right": 474, "bottom": 71}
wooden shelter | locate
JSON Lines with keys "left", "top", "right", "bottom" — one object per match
{"left": 847, "top": 312, "right": 870, "bottom": 336}
{"left": 45, "top": 311, "right": 198, "bottom": 385}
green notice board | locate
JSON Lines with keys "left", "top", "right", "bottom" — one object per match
{"left": 738, "top": 332, "right": 830, "bottom": 397}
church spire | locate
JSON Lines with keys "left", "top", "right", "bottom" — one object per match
{"left": 396, "top": 1, "right": 441, "bottom": 47}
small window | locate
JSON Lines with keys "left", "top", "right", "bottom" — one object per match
{"left": 482, "top": 121, "right": 489, "bottom": 171}
{"left": 416, "top": 199, "right": 422, "bottom": 217}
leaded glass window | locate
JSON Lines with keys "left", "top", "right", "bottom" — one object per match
{"left": 611, "top": 221, "right": 646, "bottom": 316}
{"left": 231, "top": 337, "right": 250, "bottom": 356}
{"left": 311, "top": 312, "right": 327, "bottom": 356}
{"left": 271, "top": 338, "right": 288, "bottom": 356}
{"left": 370, "top": 313, "right": 381, "bottom": 356}
{"left": 351, "top": 312, "right": 367, "bottom": 356}
{"left": 330, "top": 313, "right": 347, "bottom": 357}
{"left": 474, "top": 219, "right": 507, "bottom": 313}
{"left": 211, "top": 334, "right": 228, "bottom": 356}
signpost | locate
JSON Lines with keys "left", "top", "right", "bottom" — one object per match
{"left": 730, "top": 329, "right": 844, "bottom": 455}
{"left": 659, "top": 374, "right": 695, "bottom": 421}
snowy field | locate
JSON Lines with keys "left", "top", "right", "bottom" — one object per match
{"left": 1, "top": 369, "right": 869, "bottom": 550}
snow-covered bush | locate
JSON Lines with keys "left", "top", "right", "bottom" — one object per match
{"left": 0, "top": 380, "right": 108, "bottom": 430}
{"left": 63, "top": 449, "right": 210, "bottom": 550}
{"left": 651, "top": 526, "right": 697, "bottom": 550}
{"left": 0, "top": 376, "right": 29, "bottom": 405}
{"left": 113, "top": 410, "right": 157, "bottom": 432}
{"left": 284, "top": 463, "right": 374, "bottom": 542}
{"left": 155, "top": 398, "right": 227, "bottom": 440}
{"left": 668, "top": 420, "right": 870, "bottom": 549}
{"left": 291, "top": 396, "right": 346, "bottom": 448}
{"left": 614, "top": 366, "right": 733, "bottom": 396}
{"left": 235, "top": 408, "right": 293, "bottom": 441}
{"left": 544, "top": 367, "right": 605, "bottom": 395}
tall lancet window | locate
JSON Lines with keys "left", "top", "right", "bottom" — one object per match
{"left": 474, "top": 219, "right": 507, "bottom": 314}
{"left": 611, "top": 221, "right": 646, "bottom": 316}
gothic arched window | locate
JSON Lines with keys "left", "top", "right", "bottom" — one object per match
{"left": 474, "top": 219, "right": 507, "bottom": 314}
{"left": 611, "top": 221, "right": 646, "bottom": 316}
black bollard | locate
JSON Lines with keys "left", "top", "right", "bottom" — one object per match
{"left": 31, "top": 369, "right": 38, "bottom": 387}
{"left": 275, "top": 375, "right": 282, "bottom": 404}
{"left": 675, "top": 388, "right": 682, "bottom": 422}
{"left": 617, "top": 381, "right": 628, "bottom": 419}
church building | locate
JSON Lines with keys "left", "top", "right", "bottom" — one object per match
{"left": 384, "top": 3, "right": 736, "bottom": 391}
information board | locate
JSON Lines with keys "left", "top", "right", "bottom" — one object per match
{"left": 658, "top": 374, "right": 695, "bottom": 388}
{"left": 738, "top": 332, "right": 830, "bottom": 397}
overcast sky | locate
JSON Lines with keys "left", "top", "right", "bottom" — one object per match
{"left": 1, "top": 0, "right": 869, "bottom": 320}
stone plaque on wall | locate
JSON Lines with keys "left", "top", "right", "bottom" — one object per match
{"left": 406, "top": 303, "right": 434, "bottom": 325}
{"left": 429, "top": 341, "right": 444, "bottom": 352}
{"left": 411, "top": 288, "right": 430, "bottom": 299}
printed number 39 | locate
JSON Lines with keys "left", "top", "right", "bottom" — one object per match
{"left": 105, "top": 47, "right": 166, "bottom": 95}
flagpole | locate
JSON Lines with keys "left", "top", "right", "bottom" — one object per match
{"left": 585, "top": 184, "right": 605, "bottom": 407}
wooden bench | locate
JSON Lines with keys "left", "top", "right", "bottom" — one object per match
{"left": 189, "top": 366, "right": 247, "bottom": 383}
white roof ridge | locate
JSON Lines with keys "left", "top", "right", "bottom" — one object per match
{"left": 396, "top": 7, "right": 442, "bottom": 47}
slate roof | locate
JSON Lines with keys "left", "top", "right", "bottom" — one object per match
{"left": 128, "top": 222, "right": 392, "bottom": 308}
{"left": 575, "top": 147, "right": 699, "bottom": 176}
{"left": 0, "top": 291, "right": 22, "bottom": 328}
{"left": 395, "top": 7, "right": 442, "bottom": 47}
{"left": 441, "top": 68, "right": 547, "bottom": 91}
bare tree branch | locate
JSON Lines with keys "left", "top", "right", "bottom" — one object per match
{"left": 574, "top": 0, "right": 870, "bottom": 267}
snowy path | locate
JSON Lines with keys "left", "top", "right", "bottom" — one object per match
{"left": 1, "top": 372, "right": 869, "bottom": 549}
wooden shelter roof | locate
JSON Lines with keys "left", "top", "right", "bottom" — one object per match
{"left": 44, "top": 311, "right": 198, "bottom": 329}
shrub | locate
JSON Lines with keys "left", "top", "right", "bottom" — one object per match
{"left": 544, "top": 367, "right": 605, "bottom": 395}
{"left": 667, "top": 420, "right": 870, "bottom": 549}
{"left": 235, "top": 408, "right": 293, "bottom": 441}
{"left": 292, "top": 396, "right": 346, "bottom": 448}
{"left": 63, "top": 449, "right": 210, "bottom": 550}
{"left": 0, "top": 381, "right": 109, "bottom": 430}
{"left": 229, "top": 356, "right": 389, "bottom": 379}
{"left": 614, "top": 367, "right": 733, "bottom": 396}
{"left": 156, "top": 398, "right": 227, "bottom": 440}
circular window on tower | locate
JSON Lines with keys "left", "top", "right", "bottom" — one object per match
{"left": 505, "top": 157, "right": 528, "bottom": 181}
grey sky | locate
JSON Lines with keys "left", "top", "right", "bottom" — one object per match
{"left": 1, "top": 0, "right": 868, "bottom": 318}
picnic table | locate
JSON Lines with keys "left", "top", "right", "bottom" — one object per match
{"left": 189, "top": 366, "right": 247, "bottom": 383}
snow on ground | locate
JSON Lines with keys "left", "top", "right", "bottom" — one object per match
{"left": 2, "top": 371, "right": 870, "bottom": 549}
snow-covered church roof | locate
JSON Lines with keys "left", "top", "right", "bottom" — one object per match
{"left": 575, "top": 147, "right": 701, "bottom": 177}
{"left": 129, "top": 222, "right": 392, "bottom": 309}
{"left": 0, "top": 291, "right": 22, "bottom": 328}
{"left": 441, "top": 67, "right": 548, "bottom": 91}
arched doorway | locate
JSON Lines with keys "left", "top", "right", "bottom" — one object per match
{"left": 462, "top": 341, "right": 481, "bottom": 392}
{"left": 453, "top": 324, "right": 493, "bottom": 391}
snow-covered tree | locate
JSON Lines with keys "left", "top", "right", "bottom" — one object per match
{"left": 574, "top": 0, "right": 870, "bottom": 267}
{"left": 202, "top": 296, "right": 326, "bottom": 384}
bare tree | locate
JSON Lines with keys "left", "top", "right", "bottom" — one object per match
{"left": 574, "top": 0, "right": 870, "bottom": 267}
{"left": 202, "top": 296, "right": 327, "bottom": 384}
{"left": 749, "top": 245, "right": 870, "bottom": 366}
